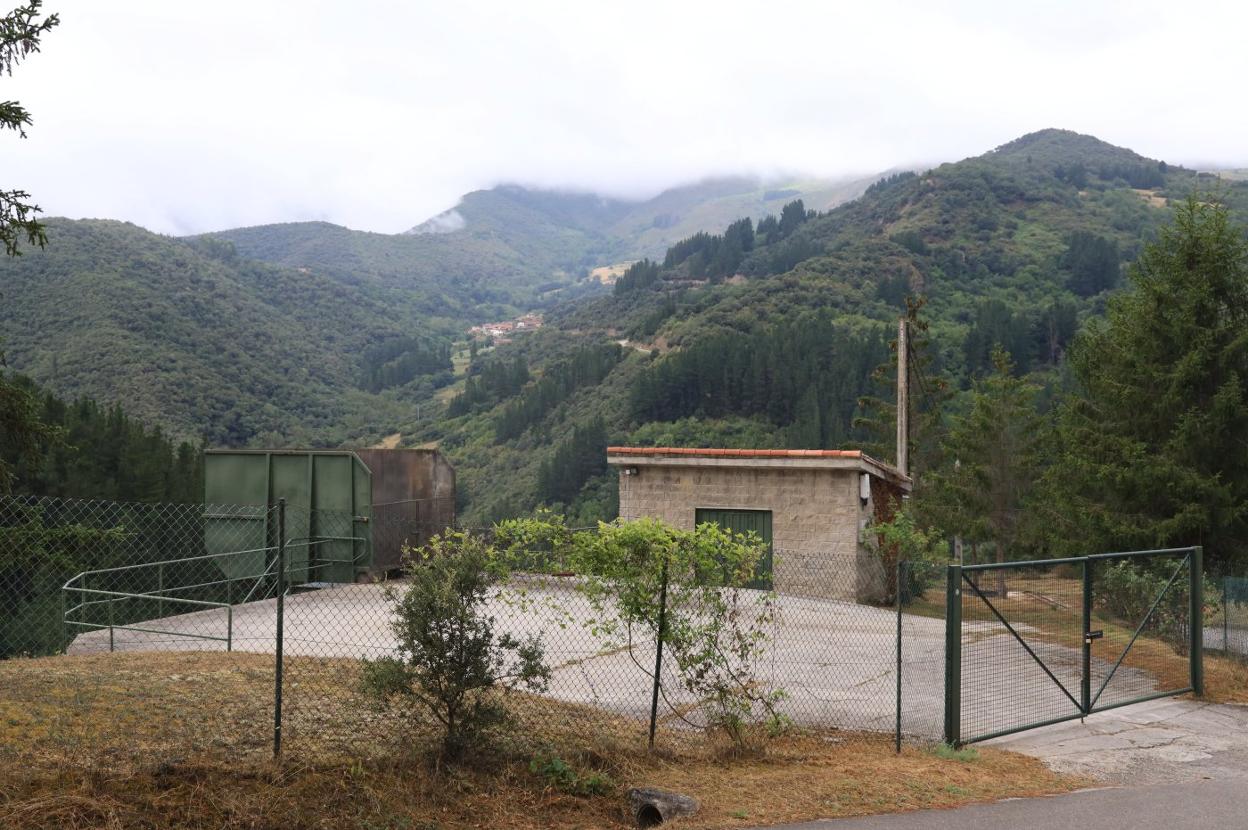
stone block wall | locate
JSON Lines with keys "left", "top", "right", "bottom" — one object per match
{"left": 618, "top": 463, "right": 885, "bottom": 602}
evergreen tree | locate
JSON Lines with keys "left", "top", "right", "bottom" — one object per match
{"left": 1, "top": 1, "right": 57, "bottom": 255}
{"left": 0, "top": 1, "right": 59, "bottom": 491}
{"left": 537, "top": 417, "right": 608, "bottom": 506}
{"left": 631, "top": 313, "right": 888, "bottom": 447}
{"left": 3, "top": 377, "right": 202, "bottom": 501}
{"left": 1064, "top": 231, "right": 1120, "bottom": 296}
{"left": 1045, "top": 197, "right": 1248, "bottom": 570}
{"left": 926, "top": 347, "right": 1047, "bottom": 595}
{"left": 613, "top": 259, "right": 662, "bottom": 295}
{"left": 778, "top": 199, "right": 808, "bottom": 236}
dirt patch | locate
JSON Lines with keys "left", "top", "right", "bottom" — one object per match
{"left": 0, "top": 652, "right": 1082, "bottom": 830}
{"left": 370, "top": 432, "right": 401, "bottom": 449}
{"left": 1133, "top": 188, "right": 1169, "bottom": 208}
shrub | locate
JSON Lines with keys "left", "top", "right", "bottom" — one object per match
{"left": 361, "top": 531, "right": 550, "bottom": 761}
{"left": 499, "top": 515, "right": 784, "bottom": 752}
{"left": 862, "top": 509, "right": 949, "bottom": 605}
{"left": 1094, "top": 559, "right": 1217, "bottom": 653}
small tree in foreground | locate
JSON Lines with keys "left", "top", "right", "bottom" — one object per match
{"left": 497, "top": 515, "right": 783, "bottom": 752}
{"left": 361, "top": 531, "right": 549, "bottom": 761}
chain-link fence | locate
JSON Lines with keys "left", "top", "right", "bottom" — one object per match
{"left": 278, "top": 548, "right": 949, "bottom": 760}
{"left": 1207, "top": 575, "right": 1248, "bottom": 661}
{"left": 2, "top": 493, "right": 951, "bottom": 771}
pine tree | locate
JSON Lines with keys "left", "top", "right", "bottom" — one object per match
{"left": 1045, "top": 196, "right": 1248, "bottom": 570}
{"left": 926, "top": 347, "right": 1047, "bottom": 595}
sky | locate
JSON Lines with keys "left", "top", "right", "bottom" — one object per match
{"left": 5, "top": 0, "right": 1248, "bottom": 236}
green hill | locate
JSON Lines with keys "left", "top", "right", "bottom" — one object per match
{"left": 8, "top": 130, "right": 1244, "bottom": 523}
{"left": 215, "top": 176, "right": 873, "bottom": 300}
{"left": 0, "top": 178, "right": 863, "bottom": 451}
{"left": 0, "top": 219, "right": 434, "bottom": 445}
{"left": 408, "top": 129, "right": 1248, "bottom": 523}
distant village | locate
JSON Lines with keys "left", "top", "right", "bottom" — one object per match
{"left": 467, "top": 312, "right": 543, "bottom": 342}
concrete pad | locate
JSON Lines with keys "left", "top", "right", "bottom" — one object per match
{"left": 67, "top": 579, "right": 954, "bottom": 735}
{"left": 987, "top": 697, "right": 1248, "bottom": 783}
{"left": 67, "top": 578, "right": 1204, "bottom": 752}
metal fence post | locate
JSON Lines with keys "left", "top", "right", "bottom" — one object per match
{"left": 943, "top": 564, "right": 962, "bottom": 746}
{"left": 895, "top": 558, "right": 903, "bottom": 754}
{"left": 1082, "top": 558, "right": 1093, "bottom": 715}
{"left": 647, "top": 556, "right": 669, "bottom": 750}
{"left": 274, "top": 498, "right": 286, "bottom": 756}
{"left": 1191, "top": 546, "right": 1204, "bottom": 696}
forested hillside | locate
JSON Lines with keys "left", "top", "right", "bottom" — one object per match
{"left": 1, "top": 374, "right": 201, "bottom": 502}
{"left": 410, "top": 130, "right": 1248, "bottom": 526}
{"left": 215, "top": 177, "right": 871, "bottom": 305}
{"left": 0, "top": 176, "right": 864, "bottom": 457}
{"left": 0, "top": 220, "right": 439, "bottom": 445}
{"left": 8, "top": 129, "right": 1248, "bottom": 548}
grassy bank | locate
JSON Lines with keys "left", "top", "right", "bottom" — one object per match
{"left": 0, "top": 652, "right": 1082, "bottom": 830}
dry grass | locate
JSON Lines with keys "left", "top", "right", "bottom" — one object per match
{"left": 0, "top": 651, "right": 1083, "bottom": 830}
{"left": 910, "top": 572, "right": 1248, "bottom": 707}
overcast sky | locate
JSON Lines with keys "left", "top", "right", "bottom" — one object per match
{"left": 5, "top": 0, "right": 1248, "bottom": 236}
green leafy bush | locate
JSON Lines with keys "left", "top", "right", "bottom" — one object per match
{"left": 1094, "top": 559, "right": 1217, "bottom": 652}
{"left": 497, "top": 515, "right": 783, "bottom": 752}
{"left": 861, "top": 509, "right": 949, "bottom": 605}
{"left": 361, "top": 531, "right": 550, "bottom": 761}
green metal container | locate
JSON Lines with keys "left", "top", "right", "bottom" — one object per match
{"left": 204, "top": 450, "right": 372, "bottom": 585}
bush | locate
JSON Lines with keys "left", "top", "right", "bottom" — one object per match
{"left": 1094, "top": 559, "right": 1217, "bottom": 653}
{"left": 497, "top": 515, "right": 783, "bottom": 753}
{"left": 862, "top": 509, "right": 949, "bottom": 605}
{"left": 361, "top": 531, "right": 550, "bottom": 761}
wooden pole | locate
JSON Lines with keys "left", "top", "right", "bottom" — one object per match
{"left": 896, "top": 318, "right": 909, "bottom": 477}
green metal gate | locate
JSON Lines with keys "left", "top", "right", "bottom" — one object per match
{"left": 694, "top": 508, "right": 773, "bottom": 589}
{"left": 945, "top": 547, "right": 1203, "bottom": 746}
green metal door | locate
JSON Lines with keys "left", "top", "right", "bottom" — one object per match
{"left": 694, "top": 508, "right": 773, "bottom": 589}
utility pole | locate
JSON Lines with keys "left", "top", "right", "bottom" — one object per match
{"left": 896, "top": 318, "right": 909, "bottom": 477}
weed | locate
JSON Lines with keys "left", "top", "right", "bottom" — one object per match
{"left": 529, "top": 752, "right": 615, "bottom": 797}
{"left": 932, "top": 743, "right": 980, "bottom": 762}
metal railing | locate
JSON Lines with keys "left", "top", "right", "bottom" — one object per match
{"left": 62, "top": 545, "right": 277, "bottom": 652}
{"left": 60, "top": 532, "right": 370, "bottom": 653}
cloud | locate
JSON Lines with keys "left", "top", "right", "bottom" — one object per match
{"left": 4, "top": 0, "right": 1247, "bottom": 235}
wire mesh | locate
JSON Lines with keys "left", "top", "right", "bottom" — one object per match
{"left": 959, "top": 560, "right": 1086, "bottom": 743}
{"left": 1208, "top": 576, "right": 1248, "bottom": 660}
{"left": 957, "top": 550, "right": 1197, "bottom": 744}
{"left": 1088, "top": 552, "right": 1194, "bottom": 712}
{"left": 275, "top": 542, "right": 950, "bottom": 758}
{"left": 0, "top": 494, "right": 280, "bottom": 770}
{"left": 4, "top": 493, "right": 951, "bottom": 769}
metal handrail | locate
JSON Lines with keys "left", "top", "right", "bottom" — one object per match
{"left": 61, "top": 544, "right": 276, "bottom": 589}
{"left": 62, "top": 587, "right": 235, "bottom": 651}
{"left": 61, "top": 533, "right": 371, "bottom": 653}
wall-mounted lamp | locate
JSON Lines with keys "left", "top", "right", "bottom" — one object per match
{"left": 622, "top": 466, "right": 640, "bottom": 477}
{"left": 859, "top": 472, "right": 871, "bottom": 505}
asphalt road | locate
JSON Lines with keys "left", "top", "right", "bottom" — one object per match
{"left": 753, "top": 779, "right": 1248, "bottom": 829}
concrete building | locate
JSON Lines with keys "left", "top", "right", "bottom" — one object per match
{"left": 607, "top": 447, "right": 911, "bottom": 602}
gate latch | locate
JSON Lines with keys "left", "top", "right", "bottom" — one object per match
{"left": 1085, "top": 629, "right": 1104, "bottom": 644}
